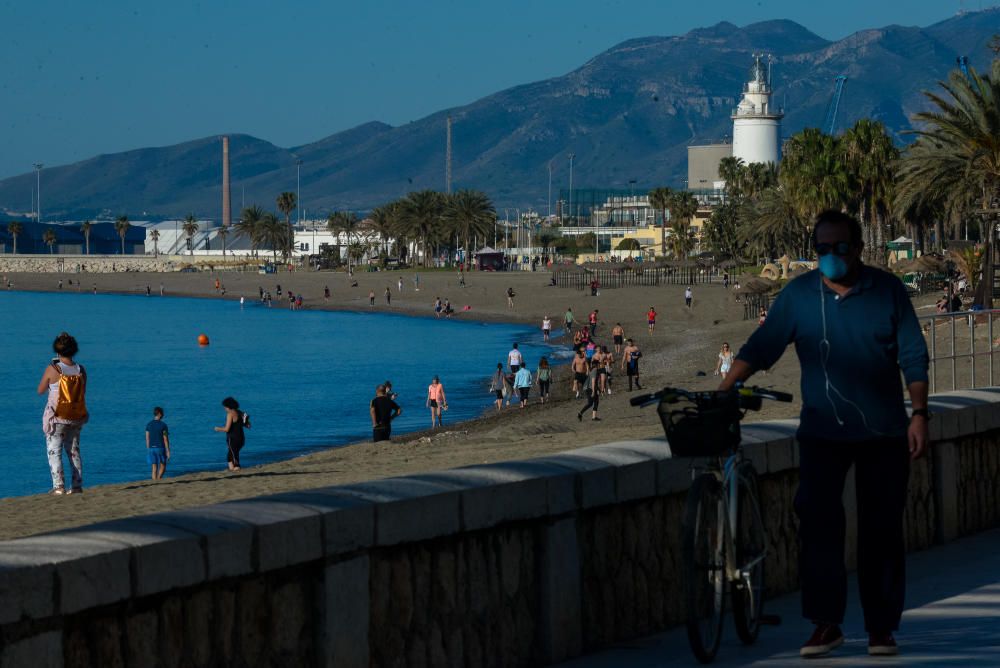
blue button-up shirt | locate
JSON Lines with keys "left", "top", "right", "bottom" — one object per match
{"left": 737, "top": 266, "right": 929, "bottom": 441}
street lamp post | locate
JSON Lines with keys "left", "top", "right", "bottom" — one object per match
{"left": 33, "top": 163, "right": 43, "bottom": 222}
{"left": 568, "top": 154, "right": 575, "bottom": 226}
{"left": 296, "top": 159, "right": 302, "bottom": 224}
{"left": 547, "top": 161, "right": 553, "bottom": 222}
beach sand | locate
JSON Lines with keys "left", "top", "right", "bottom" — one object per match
{"left": 0, "top": 266, "right": 933, "bottom": 540}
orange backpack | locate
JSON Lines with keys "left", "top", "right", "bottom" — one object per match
{"left": 53, "top": 363, "right": 88, "bottom": 421}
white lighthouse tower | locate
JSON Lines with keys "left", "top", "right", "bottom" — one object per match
{"left": 731, "top": 54, "right": 783, "bottom": 165}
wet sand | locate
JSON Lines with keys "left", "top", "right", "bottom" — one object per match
{"left": 0, "top": 266, "right": 934, "bottom": 540}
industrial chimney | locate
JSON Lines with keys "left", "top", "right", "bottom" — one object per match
{"left": 221, "top": 136, "right": 232, "bottom": 229}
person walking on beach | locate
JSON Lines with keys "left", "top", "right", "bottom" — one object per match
{"left": 514, "top": 362, "right": 532, "bottom": 408}
{"left": 577, "top": 359, "right": 602, "bottom": 422}
{"left": 684, "top": 286, "right": 693, "bottom": 309}
{"left": 214, "top": 397, "right": 249, "bottom": 472}
{"left": 612, "top": 323, "right": 625, "bottom": 354}
{"left": 490, "top": 363, "right": 508, "bottom": 412}
{"left": 622, "top": 338, "right": 642, "bottom": 391}
{"left": 369, "top": 289, "right": 375, "bottom": 307}
{"left": 601, "top": 345, "right": 614, "bottom": 394}
{"left": 370, "top": 384, "right": 401, "bottom": 442}
{"left": 714, "top": 342, "right": 734, "bottom": 379}
{"left": 324, "top": 285, "right": 330, "bottom": 301}
{"left": 542, "top": 315, "right": 552, "bottom": 342}
{"left": 145, "top": 407, "right": 170, "bottom": 480}
{"left": 385, "top": 286, "right": 391, "bottom": 305}
{"left": 571, "top": 348, "right": 588, "bottom": 398}
{"left": 589, "top": 309, "right": 599, "bottom": 336}
{"left": 536, "top": 357, "right": 552, "bottom": 403}
{"left": 38, "top": 332, "right": 88, "bottom": 495}
{"left": 647, "top": 307, "right": 657, "bottom": 334}
{"left": 160, "top": 283, "right": 164, "bottom": 296}
{"left": 434, "top": 296, "right": 442, "bottom": 317}
{"left": 426, "top": 376, "right": 448, "bottom": 428}
{"left": 508, "top": 343, "right": 523, "bottom": 372}
{"left": 506, "top": 287, "right": 516, "bottom": 309}
{"left": 398, "top": 276, "right": 404, "bottom": 292}
{"left": 414, "top": 274, "right": 420, "bottom": 291}
{"left": 717, "top": 210, "right": 930, "bottom": 659}
{"left": 564, "top": 308, "right": 575, "bottom": 334}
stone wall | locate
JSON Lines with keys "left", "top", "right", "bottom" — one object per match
{"left": 1, "top": 388, "right": 999, "bottom": 667}
{"left": 0, "top": 255, "right": 180, "bottom": 273}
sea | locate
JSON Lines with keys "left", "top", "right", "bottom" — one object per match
{"left": 0, "top": 291, "right": 567, "bottom": 499}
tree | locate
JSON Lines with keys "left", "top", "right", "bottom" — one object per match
{"left": 43, "top": 228, "right": 57, "bottom": 254}
{"left": 616, "top": 238, "right": 641, "bottom": 251}
{"left": 717, "top": 156, "right": 746, "bottom": 199}
{"left": 369, "top": 203, "right": 398, "bottom": 262}
{"left": 781, "top": 129, "right": 851, "bottom": 220}
{"left": 327, "top": 211, "right": 362, "bottom": 268}
{"left": 397, "top": 190, "right": 446, "bottom": 267}
{"left": 7, "top": 222, "right": 22, "bottom": 254}
{"left": 276, "top": 192, "right": 297, "bottom": 260}
{"left": 443, "top": 190, "right": 496, "bottom": 265}
{"left": 702, "top": 202, "right": 744, "bottom": 260}
{"left": 181, "top": 215, "right": 199, "bottom": 256}
{"left": 841, "top": 119, "right": 899, "bottom": 263}
{"left": 259, "top": 213, "right": 285, "bottom": 261}
{"left": 740, "top": 187, "right": 807, "bottom": 260}
{"left": 115, "top": 215, "right": 131, "bottom": 255}
{"left": 669, "top": 190, "right": 700, "bottom": 252}
{"left": 235, "top": 205, "right": 265, "bottom": 257}
{"left": 667, "top": 220, "right": 696, "bottom": 259}
{"left": 217, "top": 225, "right": 229, "bottom": 258}
{"left": 80, "top": 221, "right": 92, "bottom": 255}
{"left": 897, "top": 61, "right": 1000, "bottom": 247}
{"left": 149, "top": 229, "right": 160, "bottom": 257}
{"left": 648, "top": 187, "right": 673, "bottom": 258}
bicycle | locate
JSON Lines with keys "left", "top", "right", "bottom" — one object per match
{"left": 631, "top": 384, "right": 793, "bottom": 664}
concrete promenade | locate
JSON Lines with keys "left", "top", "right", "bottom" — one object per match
{"left": 560, "top": 527, "right": 1000, "bottom": 667}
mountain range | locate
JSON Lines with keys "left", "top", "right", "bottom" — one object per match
{"left": 1, "top": 9, "right": 998, "bottom": 220}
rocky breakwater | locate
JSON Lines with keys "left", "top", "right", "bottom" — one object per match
{"left": 0, "top": 256, "right": 179, "bottom": 273}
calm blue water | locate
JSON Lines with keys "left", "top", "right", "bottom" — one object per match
{"left": 0, "top": 292, "right": 566, "bottom": 498}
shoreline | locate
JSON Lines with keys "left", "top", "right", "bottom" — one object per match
{"left": 1, "top": 267, "right": 817, "bottom": 540}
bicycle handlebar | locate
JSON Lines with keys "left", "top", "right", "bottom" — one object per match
{"left": 629, "top": 384, "right": 793, "bottom": 409}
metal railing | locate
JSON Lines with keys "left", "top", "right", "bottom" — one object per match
{"left": 920, "top": 309, "right": 1000, "bottom": 393}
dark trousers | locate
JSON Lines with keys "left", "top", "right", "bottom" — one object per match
{"left": 579, "top": 389, "right": 600, "bottom": 414}
{"left": 795, "top": 436, "right": 909, "bottom": 633}
{"left": 373, "top": 426, "right": 392, "bottom": 442}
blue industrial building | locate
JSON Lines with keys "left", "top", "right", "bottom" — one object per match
{"left": 0, "top": 221, "right": 146, "bottom": 255}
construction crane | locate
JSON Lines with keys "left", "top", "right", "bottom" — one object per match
{"left": 957, "top": 56, "right": 970, "bottom": 79}
{"left": 823, "top": 75, "right": 848, "bottom": 135}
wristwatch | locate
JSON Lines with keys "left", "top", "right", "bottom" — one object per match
{"left": 911, "top": 408, "right": 932, "bottom": 420}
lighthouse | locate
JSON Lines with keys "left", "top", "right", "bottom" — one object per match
{"left": 731, "top": 54, "right": 783, "bottom": 165}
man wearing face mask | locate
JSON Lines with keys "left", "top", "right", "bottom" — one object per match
{"left": 718, "top": 210, "right": 929, "bottom": 659}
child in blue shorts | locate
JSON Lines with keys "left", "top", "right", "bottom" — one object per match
{"left": 146, "top": 407, "right": 171, "bottom": 480}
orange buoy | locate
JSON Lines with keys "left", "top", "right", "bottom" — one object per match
{"left": 198, "top": 333, "right": 210, "bottom": 346}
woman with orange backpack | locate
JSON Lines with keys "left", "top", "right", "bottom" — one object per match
{"left": 37, "top": 332, "right": 89, "bottom": 495}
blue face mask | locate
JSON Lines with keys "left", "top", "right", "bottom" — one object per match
{"left": 819, "top": 253, "right": 848, "bottom": 281}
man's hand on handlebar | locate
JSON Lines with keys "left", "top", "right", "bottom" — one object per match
{"left": 717, "top": 359, "right": 753, "bottom": 392}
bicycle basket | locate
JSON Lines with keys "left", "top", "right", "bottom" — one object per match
{"left": 657, "top": 393, "right": 741, "bottom": 457}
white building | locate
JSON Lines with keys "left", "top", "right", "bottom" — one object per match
{"left": 731, "top": 54, "right": 783, "bottom": 166}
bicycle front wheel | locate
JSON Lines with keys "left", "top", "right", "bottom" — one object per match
{"left": 683, "top": 472, "right": 728, "bottom": 664}
{"left": 732, "top": 463, "right": 766, "bottom": 644}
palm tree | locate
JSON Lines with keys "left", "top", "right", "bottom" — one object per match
{"left": 667, "top": 219, "right": 696, "bottom": 259}
{"left": 368, "top": 204, "right": 397, "bottom": 261}
{"left": 781, "top": 129, "right": 851, "bottom": 220}
{"left": 327, "top": 211, "right": 362, "bottom": 269}
{"left": 841, "top": 119, "right": 899, "bottom": 263}
{"left": 669, "top": 190, "right": 701, "bottom": 252}
{"left": 717, "top": 156, "right": 746, "bottom": 199}
{"left": 217, "top": 225, "right": 229, "bottom": 258}
{"left": 896, "top": 62, "right": 1000, "bottom": 246}
{"left": 43, "top": 228, "right": 57, "bottom": 254}
{"left": 79, "top": 221, "right": 92, "bottom": 255}
{"left": 259, "top": 213, "right": 285, "bottom": 261}
{"left": 115, "top": 215, "right": 131, "bottom": 255}
{"left": 149, "top": 229, "right": 160, "bottom": 257}
{"left": 648, "top": 187, "right": 673, "bottom": 259}
{"left": 443, "top": 190, "right": 495, "bottom": 265}
{"left": 397, "top": 190, "right": 446, "bottom": 267}
{"left": 7, "top": 222, "right": 23, "bottom": 254}
{"left": 181, "top": 215, "right": 199, "bottom": 255}
{"left": 235, "top": 205, "right": 265, "bottom": 257}
{"left": 741, "top": 187, "right": 807, "bottom": 259}
{"left": 276, "top": 192, "right": 297, "bottom": 260}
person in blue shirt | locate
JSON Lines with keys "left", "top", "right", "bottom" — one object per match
{"left": 719, "top": 210, "right": 929, "bottom": 659}
{"left": 513, "top": 363, "right": 533, "bottom": 409}
{"left": 145, "top": 407, "right": 171, "bottom": 480}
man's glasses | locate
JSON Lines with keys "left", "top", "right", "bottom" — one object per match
{"left": 815, "top": 241, "right": 852, "bottom": 257}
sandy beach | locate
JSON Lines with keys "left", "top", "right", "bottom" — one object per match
{"left": 0, "top": 265, "right": 926, "bottom": 540}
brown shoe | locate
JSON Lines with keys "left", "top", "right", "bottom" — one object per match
{"left": 800, "top": 624, "right": 844, "bottom": 658}
{"left": 868, "top": 633, "right": 898, "bottom": 656}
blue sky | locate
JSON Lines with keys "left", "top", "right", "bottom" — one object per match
{"left": 0, "top": 0, "right": 982, "bottom": 179}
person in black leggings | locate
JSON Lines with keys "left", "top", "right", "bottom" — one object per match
{"left": 214, "top": 396, "right": 247, "bottom": 471}
{"left": 577, "top": 360, "right": 602, "bottom": 421}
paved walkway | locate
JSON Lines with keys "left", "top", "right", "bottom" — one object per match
{"left": 559, "top": 528, "right": 1000, "bottom": 667}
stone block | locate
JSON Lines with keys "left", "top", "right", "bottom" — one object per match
{"left": 334, "top": 478, "right": 462, "bottom": 546}
{"left": 322, "top": 556, "right": 371, "bottom": 668}
{"left": 536, "top": 453, "right": 615, "bottom": 509}
{"left": 0, "top": 534, "right": 131, "bottom": 615}
{"left": 928, "top": 399, "right": 958, "bottom": 442}
{"left": 657, "top": 458, "right": 694, "bottom": 495}
{"left": 205, "top": 499, "right": 323, "bottom": 572}
{"left": 933, "top": 441, "right": 960, "bottom": 543}
{"left": 0, "top": 558, "right": 55, "bottom": 626}
{"left": 70, "top": 518, "right": 206, "bottom": 598}
{"left": 741, "top": 441, "right": 768, "bottom": 474}
{"left": 0, "top": 631, "right": 62, "bottom": 668}
{"left": 764, "top": 439, "right": 795, "bottom": 473}
{"left": 267, "top": 489, "right": 375, "bottom": 556}
{"left": 538, "top": 518, "right": 582, "bottom": 663}
{"left": 144, "top": 508, "right": 255, "bottom": 580}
